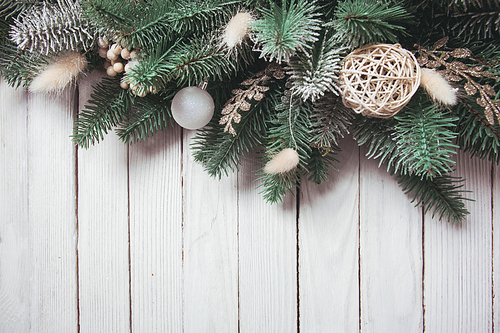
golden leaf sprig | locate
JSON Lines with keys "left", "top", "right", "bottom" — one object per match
{"left": 414, "top": 36, "right": 500, "bottom": 125}
{"left": 220, "top": 64, "right": 285, "bottom": 136}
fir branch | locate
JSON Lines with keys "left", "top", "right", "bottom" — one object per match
{"left": 125, "top": 34, "right": 237, "bottom": 92}
{"left": 10, "top": 0, "right": 96, "bottom": 55}
{"left": 456, "top": 96, "right": 500, "bottom": 164}
{"left": 397, "top": 172, "right": 471, "bottom": 223}
{"left": 310, "top": 93, "right": 354, "bottom": 151}
{"left": 251, "top": 0, "right": 322, "bottom": 63}
{"left": 286, "top": 28, "right": 347, "bottom": 102}
{"left": 306, "top": 148, "right": 338, "bottom": 184}
{"left": 0, "top": 42, "right": 46, "bottom": 88}
{"left": 192, "top": 76, "right": 283, "bottom": 178}
{"left": 116, "top": 92, "right": 175, "bottom": 144}
{"left": 393, "top": 98, "right": 458, "bottom": 179}
{"left": 72, "top": 76, "right": 131, "bottom": 148}
{"left": 330, "top": 0, "right": 412, "bottom": 48}
{"left": 351, "top": 114, "right": 400, "bottom": 170}
{"left": 257, "top": 90, "right": 315, "bottom": 203}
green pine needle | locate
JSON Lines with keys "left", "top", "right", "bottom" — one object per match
{"left": 397, "top": 172, "right": 471, "bottom": 223}
{"left": 72, "top": 76, "right": 131, "bottom": 148}
{"left": 331, "top": 0, "right": 412, "bottom": 48}
{"left": 116, "top": 92, "right": 175, "bottom": 144}
{"left": 252, "top": 0, "right": 321, "bottom": 63}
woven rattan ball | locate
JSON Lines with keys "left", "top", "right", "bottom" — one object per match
{"left": 340, "top": 44, "right": 421, "bottom": 118}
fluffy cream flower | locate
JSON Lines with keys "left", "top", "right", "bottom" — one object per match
{"left": 420, "top": 68, "right": 457, "bottom": 105}
{"left": 29, "top": 51, "right": 87, "bottom": 93}
{"left": 264, "top": 148, "right": 300, "bottom": 174}
{"left": 223, "top": 11, "right": 254, "bottom": 49}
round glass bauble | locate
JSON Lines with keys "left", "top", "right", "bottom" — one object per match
{"left": 171, "top": 86, "right": 215, "bottom": 130}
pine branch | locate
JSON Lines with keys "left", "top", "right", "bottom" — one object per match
{"left": 72, "top": 76, "right": 131, "bottom": 148}
{"left": 393, "top": 97, "right": 458, "bottom": 179}
{"left": 306, "top": 147, "right": 338, "bottom": 184}
{"left": 0, "top": 42, "right": 46, "bottom": 88}
{"left": 456, "top": 96, "right": 500, "bottom": 164}
{"left": 116, "top": 92, "right": 175, "bottom": 144}
{"left": 124, "top": 34, "right": 237, "bottom": 93}
{"left": 82, "top": 0, "right": 239, "bottom": 49}
{"left": 251, "top": 0, "right": 321, "bottom": 63}
{"left": 310, "top": 93, "right": 354, "bottom": 150}
{"left": 397, "top": 172, "right": 471, "bottom": 223}
{"left": 192, "top": 73, "right": 283, "bottom": 178}
{"left": 257, "top": 90, "right": 315, "bottom": 203}
{"left": 286, "top": 28, "right": 347, "bottom": 102}
{"left": 330, "top": 0, "right": 412, "bottom": 48}
{"left": 10, "top": 0, "right": 96, "bottom": 55}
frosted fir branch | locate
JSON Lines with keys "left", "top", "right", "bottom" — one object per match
{"left": 9, "top": 0, "right": 96, "bottom": 56}
{"left": 286, "top": 30, "right": 347, "bottom": 102}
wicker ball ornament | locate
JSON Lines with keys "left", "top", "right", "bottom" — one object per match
{"left": 340, "top": 44, "right": 421, "bottom": 118}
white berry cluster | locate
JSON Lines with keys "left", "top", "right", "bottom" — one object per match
{"left": 97, "top": 36, "right": 138, "bottom": 90}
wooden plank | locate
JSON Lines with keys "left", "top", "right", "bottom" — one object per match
{"left": 77, "top": 72, "right": 130, "bottom": 332}
{"left": 26, "top": 87, "right": 79, "bottom": 332}
{"left": 182, "top": 129, "right": 239, "bottom": 332}
{"left": 128, "top": 127, "right": 183, "bottom": 331}
{"left": 0, "top": 80, "right": 30, "bottom": 332}
{"left": 238, "top": 153, "right": 297, "bottom": 332}
{"left": 494, "top": 162, "right": 500, "bottom": 332}
{"left": 359, "top": 146, "right": 423, "bottom": 332}
{"left": 299, "top": 137, "right": 359, "bottom": 332}
{"left": 424, "top": 151, "right": 492, "bottom": 332}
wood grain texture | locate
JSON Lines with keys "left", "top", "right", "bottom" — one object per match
{"left": 494, "top": 162, "right": 499, "bottom": 333}
{"left": 299, "top": 137, "right": 360, "bottom": 332}
{"left": 238, "top": 153, "right": 297, "bottom": 332}
{"left": 0, "top": 79, "right": 30, "bottom": 332}
{"left": 424, "top": 151, "right": 493, "bottom": 333}
{"left": 26, "top": 86, "right": 79, "bottom": 332}
{"left": 129, "top": 127, "right": 183, "bottom": 332}
{"left": 182, "top": 129, "right": 239, "bottom": 332}
{"left": 359, "top": 146, "right": 423, "bottom": 332}
{"left": 77, "top": 72, "right": 131, "bottom": 332}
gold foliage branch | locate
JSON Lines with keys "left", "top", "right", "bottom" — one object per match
{"left": 414, "top": 36, "right": 500, "bottom": 125}
{"left": 220, "top": 63, "right": 285, "bottom": 136}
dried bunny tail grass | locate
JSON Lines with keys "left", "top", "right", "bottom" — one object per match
{"left": 264, "top": 148, "right": 300, "bottom": 174}
{"left": 29, "top": 51, "right": 87, "bottom": 93}
{"left": 223, "top": 11, "right": 254, "bottom": 49}
{"left": 420, "top": 68, "right": 457, "bottom": 106}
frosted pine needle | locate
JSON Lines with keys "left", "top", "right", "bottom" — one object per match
{"left": 30, "top": 52, "right": 87, "bottom": 93}
{"left": 223, "top": 11, "right": 254, "bottom": 49}
{"left": 264, "top": 148, "right": 300, "bottom": 174}
{"left": 10, "top": 0, "right": 94, "bottom": 55}
{"left": 420, "top": 68, "right": 457, "bottom": 106}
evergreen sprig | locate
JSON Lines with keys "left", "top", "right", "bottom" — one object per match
{"left": 286, "top": 28, "right": 347, "bottom": 102}
{"left": 331, "top": 0, "right": 412, "bottom": 48}
{"left": 397, "top": 172, "right": 471, "bottom": 224}
{"left": 116, "top": 92, "right": 175, "bottom": 144}
{"left": 192, "top": 77, "right": 283, "bottom": 178}
{"left": 310, "top": 93, "right": 354, "bottom": 151}
{"left": 393, "top": 98, "right": 458, "bottom": 179}
{"left": 252, "top": 0, "right": 321, "bottom": 63}
{"left": 125, "top": 34, "right": 236, "bottom": 93}
{"left": 72, "top": 76, "right": 131, "bottom": 148}
{"left": 258, "top": 91, "right": 315, "bottom": 203}
{"left": 10, "top": 0, "right": 96, "bottom": 55}
{"left": 0, "top": 42, "right": 46, "bottom": 88}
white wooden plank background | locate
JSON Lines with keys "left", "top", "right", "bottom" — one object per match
{"left": 1, "top": 73, "right": 499, "bottom": 332}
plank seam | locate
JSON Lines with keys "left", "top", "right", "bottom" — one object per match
{"left": 296, "top": 183, "right": 300, "bottom": 333}
{"left": 237, "top": 167, "right": 241, "bottom": 333}
{"left": 422, "top": 206, "right": 426, "bottom": 333}
{"left": 127, "top": 143, "right": 132, "bottom": 333}
{"left": 491, "top": 161, "right": 495, "bottom": 333}
{"left": 74, "top": 84, "right": 81, "bottom": 333}
{"left": 180, "top": 127, "right": 185, "bottom": 332}
{"left": 357, "top": 146, "right": 361, "bottom": 333}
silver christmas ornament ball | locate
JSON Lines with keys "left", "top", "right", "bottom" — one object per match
{"left": 171, "top": 86, "right": 215, "bottom": 130}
